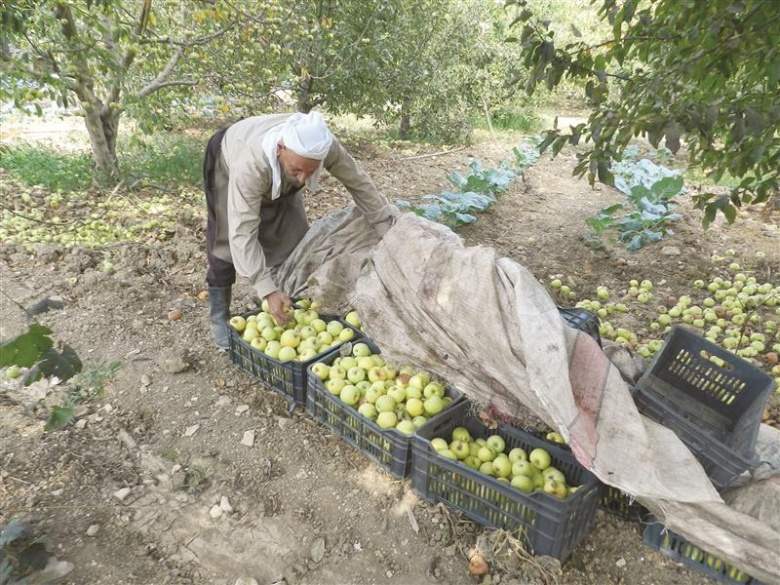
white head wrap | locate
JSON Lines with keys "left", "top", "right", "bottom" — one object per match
{"left": 261, "top": 112, "right": 334, "bottom": 200}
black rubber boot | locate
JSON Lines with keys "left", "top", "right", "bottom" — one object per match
{"left": 208, "top": 286, "right": 232, "bottom": 351}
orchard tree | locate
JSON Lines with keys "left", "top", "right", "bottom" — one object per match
{"left": 0, "top": 1, "right": 249, "bottom": 182}
{"left": 507, "top": 0, "right": 779, "bottom": 224}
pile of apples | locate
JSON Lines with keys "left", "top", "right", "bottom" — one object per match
{"left": 311, "top": 342, "right": 455, "bottom": 435}
{"left": 552, "top": 260, "right": 780, "bottom": 393}
{"left": 429, "top": 427, "right": 579, "bottom": 499}
{"left": 229, "top": 298, "right": 356, "bottom": 363}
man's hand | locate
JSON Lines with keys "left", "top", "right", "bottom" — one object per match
{"left": 265, "top": 290, "right": 292, "bottom": 326}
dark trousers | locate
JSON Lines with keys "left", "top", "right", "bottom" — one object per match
{"left": 203, "top": 127, "right": 235, "bottom": 288}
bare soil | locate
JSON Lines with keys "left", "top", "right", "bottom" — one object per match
{"left": 1, "top": 126, "right": 778, "bottom": 585}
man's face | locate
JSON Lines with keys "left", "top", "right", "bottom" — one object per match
{"left": 277, "top": 143, "right": 320, "bottom": 188}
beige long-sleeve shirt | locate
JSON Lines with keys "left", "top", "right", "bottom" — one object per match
{"left": 211, "top": 114, "right": 394, "bottom": 299}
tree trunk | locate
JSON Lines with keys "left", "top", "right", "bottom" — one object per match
{"left": 81, "top": 100, "right": 120, "bottom": 183}
{"left": 398, "top": 97, "right": 411, "bottom": 140}
{"left": 297, "top": 77, "right": 313, "bottom": 113}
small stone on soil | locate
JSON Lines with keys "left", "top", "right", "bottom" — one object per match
{"left": 113, "top": 487, "right": 131, "bottom": 501}
{"left": 220, "top": 496, "right": 233, "bottom": 513}
{"left": 209, "top": 504, "right": 223, "bottom": 519}
{"left": 183, "top": 424, "right": 200, "bottom": 437}
{"left": 241, "top": 430, "right": 255, "bottom": 447}
{"left": 310, "top": 537, "right": 326, "bottom": 563}
{"left": 86, "top": 524, "right": 100, "bottom": 537}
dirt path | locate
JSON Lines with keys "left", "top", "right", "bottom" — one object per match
{"left": 3, "top": 132, "right": 776, "bottom": 584}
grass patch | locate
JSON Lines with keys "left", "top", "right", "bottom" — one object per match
{"left": 0, "top": 144, "right": 93, "bottom": 191}
{"left": 120, "top": 132, "right": 203, "bottom": 188}
{"left": 0, "top": 132, "right": 204, "bottom": 192}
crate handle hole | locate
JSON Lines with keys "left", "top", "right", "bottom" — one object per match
{"left": 699, "top": 350, "right": 734, "bottom": 370}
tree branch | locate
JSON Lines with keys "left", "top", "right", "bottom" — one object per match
{"left": 137, "top": 45, "right": 187, "bottom": 98}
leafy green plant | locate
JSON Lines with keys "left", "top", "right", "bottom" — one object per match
{"left": 0, "top": 145, "right": 93, "bottom": 192}
{"left": 587, "top": 175, "right": 684, "bottom": 251}
{"left": 398, "top": 139, "right": 541, "bottom": 227}
{"left": 45, "top": 361, "right": 121, "bottom": 431}
{"left": 448, "top": 160, "right": 517, "bottom": 195}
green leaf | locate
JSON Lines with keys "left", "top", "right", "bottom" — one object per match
{"left": 702, "top": 204, "right": 717, "bottom": 229}
{"left": 45, "top": 404, "right": 75, "bottom": 431}
{"left": 0, "top": 324, "right": 53, "bottom": 368}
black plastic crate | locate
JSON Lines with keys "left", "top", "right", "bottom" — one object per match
{"left": 634, "top": 326, "right": 774, "bottom": 488}
{"left": 228, "top": 311, "right": 362, "bottom": 411}
{"left": 599, "top": 486, "right": 645, "bottom": 522}
{"left": 411, "top": 401, "right": 601, "bottom": 561}
{"left": 643, "top": 519, "right": 766, "bottom": 584}
{"left": 305, "top": 339, "right": 464, "bottom": 478}
{"left": 557, "top": 306, "right": 601, "bottom": 346}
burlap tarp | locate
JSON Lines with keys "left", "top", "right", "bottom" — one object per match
{"left": 272, "top": 207, "right": 780, "bottom": 583}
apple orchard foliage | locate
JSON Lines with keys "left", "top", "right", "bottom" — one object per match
{"left": 508, "top": 0, "right": 780, "bottom": 225}
{"left": 1, "top": 0, "right": 522, "bottom": 179}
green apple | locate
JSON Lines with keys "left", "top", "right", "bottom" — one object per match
{"left": 405, "top": 398, "right": 424, "bottom": 417}
{"left": 5, "top": 365, "right": 22, "bottom": 380}
{"left": 469, "top": 442, "right": 481, "bottom": 457}
{"left": 508, "top": 448, "right": 527, "bottom": 463}
{"left": 396, "top": 420, "right": 416, "bottom": 435}
{"left": 439, "top": 449, "right": 458, "bottom": 461}
{"left": 316, "top": 331, "right": 333, "bottom": 345}
{"left": 229, "top": 316, "right": 246, "bottom": 332}
{"left": 543, "top": 479, "right": 568, "bottom": 499}
{"left": 546, "top": 432, "right": 566, "bottom": 445}
{"left": 493, "top": 455, "right": 512, "bottom": 478}
{"left": 261, "top": 326, "right": 279, "bottom": 341}
{"left": 299, "top": 326, "right": 316, "bottom": 339}
{"left": 329, "top": 366, "right": 346, "bottom": 380}
{"left": 405, "top": 385, "right": 422, "bottom": 400}
{"left": 486, "top": 435, "right": 505, "bottom": 454}
{"left": 479, "top": 461, "right": 496, "bottom": 476}
{"left": 542, "top": 467, "right": 566, "bottom": 484}
{"left": 340, "top": 385, "right": 360, "bottom": 406}
{"left": 388, "top": 386, "right": 407, "bottom": 404}
{"left": 412, "top": 416, "right": 428, "bottom": 429}
{"left": 512, "top": 460, "right": 535, "bottom": 477}
{"left": 251, "top": 337, "right": 267, "bottom": 352}
{"left": 366, "top": 366, "right": 386, "bottom": 383}
{"left": 452, "top": 427, "right": 472, "bottom": 443}
{"left": 293, "top": 308, "right": 307, "bottom": 324}
{"left": 358, "top": 403, "right": 378, "bottom": 420}
{"left": 423, "top": 382, "right": 445, "bottom": 398}
{"left": 363, "top": 388, "right": 381, "bottom": 404}
{"left": 377, "top": 411, "right": 397, "bottom": 429}
{"left": 278, "top": 346, "right": 297, "bottom": 363}
{"left": 347, "top": 367, "right": 366, "bottom": 384}
{"left": 423, "top": 395, "right": 444, "bottom": 416}
{"left": 408, "top": 374, "right": 426, "bottom": 391}
{"left": 357, "top": 356, "right": 375, "bottom": 370}
{"left": 352, "top": 342, "right": 371, "bottom": 357}
{"left": 339, "top": 328, "right": 355, "bottom": 342}
{"left": 431, "top": 437, "right": 448, "bottom": 452}
{"left": 450, "top": 440, "right": 470, "bottom": 460}
{"left": 464, "top": 456, "right": 481, "bottom": 470}
{"left": 311, "top": 318, "right": 327, "bottom": 333}
{"left": 242, "top": 326, "right": 259, "bottom": 342}
{"left": 280, "top": 330, "right": 300, "bottom": 348}
{"left": 312, "top": 363, "right": 330, "bottom": 381}
{"left": 375, "top": 395, "right": 396, "bottom": 413}
{"left": 530, "top": 448, "right": 552, "bottom": 470}
{"left": 264, "top": 340, "right": 281, "bottom": 359}
{"left": 325, "top": 378, "right": 346, "bottom": 395}
{"left": 345, "top": 310, "right": 362, "bottom": 328}
{"left": 511, "top": 474, "right": 534, "bottom": 493}
{"left": 477, "top": 446, "right": 496, "bottom": 462}
{"left": 326, "top": 321, "right": 344, "bottom": 337}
